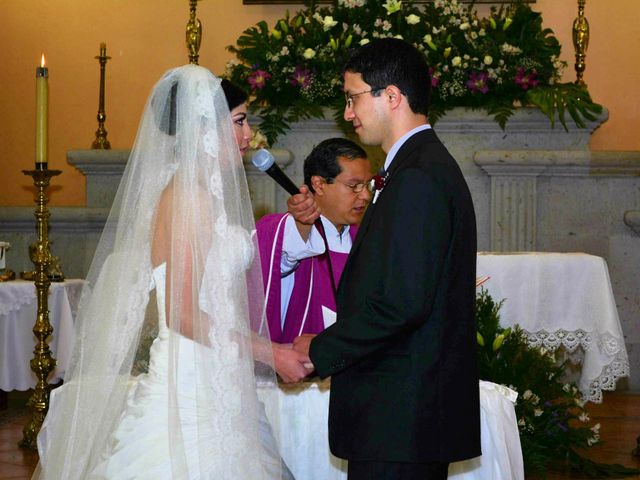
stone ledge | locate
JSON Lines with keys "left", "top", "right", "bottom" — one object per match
{"left": 67, "top": 149, "right": 130, "bottom": 175}
{"left": 0, "top": 207, "right": 109, "bottom": 234}
{"left": 474, "top": 150, "right": 640, "bottom": 177}
{"left": 270, "top": 106, "right": 609, "bottom": 136}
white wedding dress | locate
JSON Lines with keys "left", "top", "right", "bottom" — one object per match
{"left": 42, "top": 250, "right": 288, "bottom": 479}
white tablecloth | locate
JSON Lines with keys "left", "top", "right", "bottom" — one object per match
{"left": 477, "top": 252, "right": 630, "bottom": 403}
{"left": 270, "top": 379, "right": 523, "bottom": 480}
{"left": 0, "top": 279, "right": 84, "bottom": 391}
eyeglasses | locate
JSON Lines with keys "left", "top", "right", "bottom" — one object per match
{"left": 344, "top": 88, "right": 383, "bottom": 109}
{"left": 325, "top": 177, "right": 369, "bottom": 194}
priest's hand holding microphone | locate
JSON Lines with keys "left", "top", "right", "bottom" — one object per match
{"left": 252, "top": 149, "right": 319, "bottom": 370}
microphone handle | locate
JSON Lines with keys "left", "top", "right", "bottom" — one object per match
{"left": 265, "top": 164, "right": 300, "bottom": 196}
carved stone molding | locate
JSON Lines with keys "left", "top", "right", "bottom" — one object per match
{"left": 474, "top": 149, "right": 640, "bottom": 251}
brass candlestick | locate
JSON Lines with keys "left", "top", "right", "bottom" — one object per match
{"left": 92, "top": 42, "right": 111, "bottom": 149}
{"left": 186, "top": 0, "right": 202, "bottom": 65}
{"left": 572, "top": 0, "right": 589, "bottom": 85}
{"left": 19, "top": 168, "right": 62, "bottom": 450}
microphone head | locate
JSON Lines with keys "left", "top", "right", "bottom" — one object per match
{"left": 251, "top": 148, "right": 275, "bottom": 172}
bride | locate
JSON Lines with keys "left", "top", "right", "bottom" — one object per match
{"left": 34, "top": 65, "right": 290, "bottom": 479}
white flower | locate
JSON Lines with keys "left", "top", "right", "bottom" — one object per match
{"left": 338, "top": 0, "right": 366, "bottom": 7}
{"left": 322, "top": 15, "right": 338, "bottom": 31}
{"left": 406, "top": 14, "right": 420, "bottom": 25}
{"left": 483, "top": 55, "right": 493, "bottom": 65}
{"left": 522, "top": 389, "right": 532, "bottom": 400}
{"left": 518, "top": 418, "right": 526, "bottom": 427}
{"left": 394, "top": 34, "right": 404, "bottom": 39}
{"left": 591, "top": 423, "right": 601, "bottom": 433}
{"left": 562, "top": 383, "right": 571, "bottom": 393}
{"left": 534, "top": 408, "right": 543, "bottom": 417}
{"left": 280, "top": 46, "right": 290, "bottom": 56}
{"left": 501, "top": 42, "right": 522, "bottom": 55}
{"left": 383, "top": 0, "right": 402, "bottom": 15}
{"left": 459, "top": 22, "right": 470, "bottom": 31}
{"left": 451, "top": 56, "right": 462, "bottom": 67}
{"left": 359, "top": 38, "right": 370, "bottom": 45}
{"left": 579, "top": 412, "right": 590, "bottom": 422}
{"left": 423, "top": 34, "right": 432, "bottom": 43}
{"left": 303, "top": 48, "right": 316, "bottom": 59}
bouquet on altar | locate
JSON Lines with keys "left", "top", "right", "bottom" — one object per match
{"left": 225, "top": 0, "right": 602, "bottom": 145}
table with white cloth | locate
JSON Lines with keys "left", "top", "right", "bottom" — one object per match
{"left": 0, "top": 279, "right": 84, "bottom": 391}
{"left": 268, "top": 379, "right": 524, "bottom": 480}
{"left": 476, "top": 252, "right": 630, "bottom": 403}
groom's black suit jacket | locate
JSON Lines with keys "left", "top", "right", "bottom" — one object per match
{"left": 310, "top": 128, "right": 481, "bottom": 463}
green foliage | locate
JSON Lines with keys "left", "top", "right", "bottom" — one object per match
{"left": 225, "top": 0, "right": 602, "bottom": 145}
{"left": 475, "top": 288, "right": 639, "bottom": 478}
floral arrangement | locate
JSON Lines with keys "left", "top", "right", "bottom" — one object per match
{"left": 225, "top": 0, "right": 602, "bottom": 146}
{"left": 475, "top": 288, "right": 639, "bottom": 478}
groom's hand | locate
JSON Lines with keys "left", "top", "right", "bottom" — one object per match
{"left": 273, "top": 342, "right": 314, "bottom": 383}
{"left": 292, "top": 334, "right": 316, "bottom": 362}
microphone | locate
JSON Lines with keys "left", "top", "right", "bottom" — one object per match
{"left": 252, "top": 150, "right": 337, "bottom": 296}
{"left": 251, "top": 149, "right": 300, "bottom": 196}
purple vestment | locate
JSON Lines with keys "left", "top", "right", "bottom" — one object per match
{"left": 256, "top": 213, "right": 357, "bottom": 344}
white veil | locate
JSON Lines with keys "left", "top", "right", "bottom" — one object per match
{"left": 34, "top": 65, "right": 283, "bottom": 479}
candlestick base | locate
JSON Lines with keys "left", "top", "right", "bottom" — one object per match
{"left": 0, "top": 269, "right": 16, "bottom": 282}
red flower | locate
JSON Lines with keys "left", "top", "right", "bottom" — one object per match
{"left": 514, "top": 67, "right": 540, "bottom": 90}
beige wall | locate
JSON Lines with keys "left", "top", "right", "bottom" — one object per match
{"left": 1, "top": 0, "right": 638, "bottom": 206}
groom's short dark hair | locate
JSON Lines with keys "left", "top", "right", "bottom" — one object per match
{"left": 304, "top": 138, "right": 367, "bottom": 193}
{"left": 343, "top": 38, "right": 431, "bottom": 116}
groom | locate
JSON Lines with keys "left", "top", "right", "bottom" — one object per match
{"left": 293, "top": 38, "right": 481, "bottom": 479}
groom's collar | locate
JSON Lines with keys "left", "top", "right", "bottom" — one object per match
{"left": 383, "top": 123, "right": 431, "bottom": 173}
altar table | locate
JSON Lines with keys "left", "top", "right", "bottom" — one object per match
{"left": 0, "top": 279, "right": 84, "bottom": 391}
{"left": 476, "top": 253, "right": 630, "bottom": 403}
{"left": 271, "top": 379, "right": 524, "bottom": 480}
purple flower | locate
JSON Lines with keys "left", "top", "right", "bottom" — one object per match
{"left": 290, "top": 66, "right": 311, "bottom": 88}
{"left": 466, "top": 71, "right": 490, "bottom": 94}
{"left": 514, "top": 67, "right": 540, "bottom": 90}
{"left": 248, "top": 69, "right": 272, "bottom": 90}
{"left": 429, "top": 67, "right": 440, "bottom": 88}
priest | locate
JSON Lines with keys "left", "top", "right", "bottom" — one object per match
{"left": 257, "top": 138, "right": 372, "bottom": 383}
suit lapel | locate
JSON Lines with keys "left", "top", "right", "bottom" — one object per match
{"left": 343, "top": 129, "right": 439, "bottom": 286}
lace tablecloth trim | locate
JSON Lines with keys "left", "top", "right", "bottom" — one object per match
{"left": 523, "top": 328, "right": 630, "bottom": 403}
{"left": 585, "top": 352, "right": 630, "bottom": 403}
{"left": 0, "top": 287, "right": 35, "bottom": 316}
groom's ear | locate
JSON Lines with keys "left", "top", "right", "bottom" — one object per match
{"left": 311, "top": 175, "right": 325, "bottom": 196}
{"left": 385, "top": 84, "right": 403, "bottom": 109}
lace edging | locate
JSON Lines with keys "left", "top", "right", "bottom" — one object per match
{"left": 522, "top": 328, "right": 630, "bottom": 403}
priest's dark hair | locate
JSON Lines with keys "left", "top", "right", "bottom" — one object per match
{"left": 304, "top": 138, "right": 367, "bottom": 193}
{"left": 343, "top": 37, "right": 431, "bottom": 116}
{"left": 221, "top": 79, "right": 248, "bottom": 111}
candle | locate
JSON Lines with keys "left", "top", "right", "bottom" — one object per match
{"left": 35, "top": 54, "right": 48, "bottom": 170}
{"left": 100, "top": 42, "right": 106, "bottom": 57}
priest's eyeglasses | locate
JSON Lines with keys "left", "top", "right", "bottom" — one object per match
{"left": 326, "top": 177, "right": 368, "bottom": 194}
{"left": 344, "top": 88, "right": 383, "bottom": 109}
